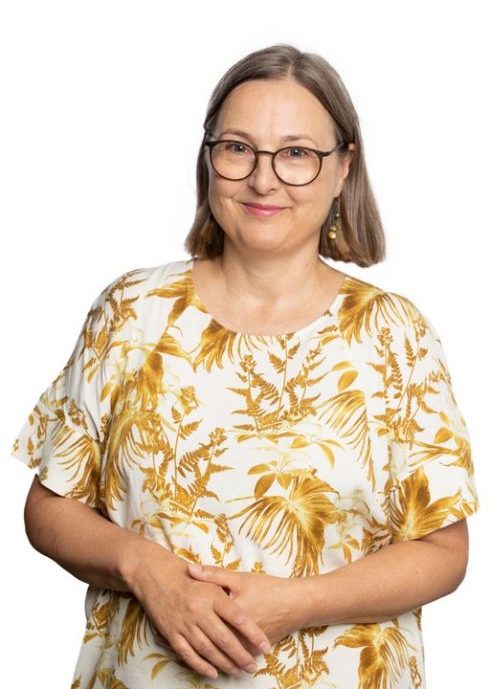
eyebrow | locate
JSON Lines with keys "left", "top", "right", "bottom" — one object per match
{"left": 218, "top": 128, "right": 319, "bottom": 146}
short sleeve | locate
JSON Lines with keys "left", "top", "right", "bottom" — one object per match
{"left": 10, "top": 272, "right": 138, "bottom": 509}
{"left": 384, "top": 296, "right": 480, "bottom": 542}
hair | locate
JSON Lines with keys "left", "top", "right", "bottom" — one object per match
{"left": 183, "top": 43, "right": 385, "bottom": 267}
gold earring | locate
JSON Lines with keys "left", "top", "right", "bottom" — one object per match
{"left": 328, "top": 198, "right": 340, "bottom": 240}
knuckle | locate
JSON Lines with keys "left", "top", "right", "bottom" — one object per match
{"left": 225, "top": 601, "right": 245, "bottom": 623}
{"left": 231, "top": 600, "right": 245, "bottom": 615}
{"left": 233, "top": 610, "right": 247, "bottom": 625}
{"left": 171, "top": 637, "right": 188, "bottom": 657}
{"left": 186, "top": 599, "right": 201, "bottom": 615}
{"left": 197, "top": 639, "right": 214, "bottom": 655}
{"left": 215, "top": 632, "right": 232, "bottom": 648}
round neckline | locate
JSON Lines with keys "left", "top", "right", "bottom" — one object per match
{"left": 187, "top": 257, "right": 347, "bottom": 339}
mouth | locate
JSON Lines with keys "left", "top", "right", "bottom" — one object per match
{"left": 241, "top": 202, "right": 286, "bottom": 217}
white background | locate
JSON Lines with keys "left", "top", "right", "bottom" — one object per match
{"left": 2, "top": 1, "right": 488, "bottom": 686}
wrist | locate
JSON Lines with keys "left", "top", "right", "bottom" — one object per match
{"left": 287, "top": 575, "right": 320, "bottom": 630}
{"left": 118, "top": 535, "right": 182, "bottom": 596}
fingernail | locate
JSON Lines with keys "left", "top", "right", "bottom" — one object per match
{"left": 245, "top": 662, "right": 257, "bottom": 674}
{"left": 188, "top": 564, "right": 202, "bottom": 573}
{"left": 260, "top": 641, "right": 272, "bottom": 654}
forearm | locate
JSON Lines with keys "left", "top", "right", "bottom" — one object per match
{"left": 24, "top": 495, "right": 176, "bottom": 592}
{"left": 292, "top": 539, "right": 466, "bottom": 628}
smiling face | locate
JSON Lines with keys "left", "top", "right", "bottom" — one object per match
{"left": 205, "top": 77, "right": 355, "bottom": 257}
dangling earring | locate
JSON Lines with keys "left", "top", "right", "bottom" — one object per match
{"left": 328, "top": 197, "right": 340, "bottom": 240}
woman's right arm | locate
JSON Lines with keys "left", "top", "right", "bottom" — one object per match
{"left": 24, "top": 474, "right": 152, "bottom": 592}
{"left": 24, "top": 475, "right": 270, "bottom": 680}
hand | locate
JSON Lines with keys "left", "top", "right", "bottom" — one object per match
{"left": 187, "top": 563, "right": 298, "bottom": 654}
{"left": 128, "top": 546, "right": 273, "bottom": 680}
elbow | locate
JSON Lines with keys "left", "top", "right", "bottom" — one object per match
{"left": 452, "top": 557, "right": 469, "bottom": 592}
{"left": 23, "top": 491, "right": 54, "bottom": 555}
{"left": 23, "top": 475, "right": 59, "bottom": 553}
{"left": 446, "top": 549, "right": 469, "bottom": 594}
{"left": 24, "top": 499, "right": 44, "bottom": 552}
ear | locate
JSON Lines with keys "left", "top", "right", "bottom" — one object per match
{"left": 335, "top": 142, "right": 355, "bottom": 196}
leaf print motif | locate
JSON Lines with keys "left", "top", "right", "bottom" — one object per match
{"left": 102, "top": 323, "right": 196, "bottom": 510}
{"left": 87, "top": 668, "right": 131, "bottom": 689}
{"left": 338, "top": 277, "right": 420, "bottom": 345}
{"left": 11, "top": 269, "right": 147, "bottom": 508}
{"left": 317, "top": 388, "right": 375, "bottom": 488}
{"left": 192, "top": 318, "right": 239, "bottom": 371}
{"left": 29, "top": 390, "right": 102, "bottom": 505}
{"left": 145, "top": 269, "right": 203, "bottom": 328}
{"left": 79, "top": 271, "right": 146, "bottom": 385}
{"left": 371, "top": 292, "right": 480, "bottom": 535}
{"left": 117, "top": 598, "right": 151, "bottom": 665}
{"left": 333, "top": 622, "right": 416, "bottom": 689}
{"left": 102, "top": 374, "right": 157, "bottom": 510}
{"left": 329, "top": 512, "right": 362, "bottom": 564}
{"left": 254, "top": 627, "right": 331, "bottom": 688}
{"left": 140, "top": 652, "right": 174, "bottom": 681}
{"left": 389, "top": 467, "right": 461, "bottom": 541}
{"left": 228, "top": 339, "right": 331, "bottom": 440}
{"left": 228, "top": 473, "right": 341, "bottom": 577}
{"left": 409, "top": 654, "right": 423, "bottom": 689}
{"left": 154, "top": 331, "right": 194, "bottom": 368}
{"left": 83, "top": 592, "right": 120, "bottom": 643}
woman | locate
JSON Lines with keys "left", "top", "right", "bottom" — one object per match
{"left": 12, "top": 44, "right": 479, "bottom": 688}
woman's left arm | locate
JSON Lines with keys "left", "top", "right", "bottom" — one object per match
{"left": 293, "top": 519, "right": 469, "bottom": 628}
{"left": 187, "top": 519, "right": 468, "bottom": 638}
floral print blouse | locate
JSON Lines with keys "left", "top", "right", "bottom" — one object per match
{"left": 10, "top": 257, "right": 479, "bottom": 688}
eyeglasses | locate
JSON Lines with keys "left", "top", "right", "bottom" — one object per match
{"left": 204, "top": 138, "right": 349, "bottom": 186}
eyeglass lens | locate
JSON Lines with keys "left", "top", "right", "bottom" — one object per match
{"left": 210, "top": 141, "right": 321, "bottom": 185}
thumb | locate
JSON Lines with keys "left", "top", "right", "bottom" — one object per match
{"left": 187, "top": 563, "right": 231, "bottom": 586}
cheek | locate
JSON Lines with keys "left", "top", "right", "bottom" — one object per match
{"left": 298, "top": 181, "right": 334, "bottom": 217}
{"left": 208, "top": 179, "right": 245, "bottom": 214}
{"left": 288, "top": 192, "right": 326, "bottom": 217}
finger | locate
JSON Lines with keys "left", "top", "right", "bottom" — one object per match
{"left": 187, "top": 564, "right": 231, "bottom": 587}
{"left": 188, "top": 624, "right": 244, "bottom": 678}
{"left": 216, "top": 596, "right": 272, "bottom": 656}
{"left": 170, "top": 632, "right": 219, "bottom": 680}
{"left": 187, "top": 565, "right": 233, "bottom": 596}
{"left": 198, "top": 613, "right": 260, "bottom": 674}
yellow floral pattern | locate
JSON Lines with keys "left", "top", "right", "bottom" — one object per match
{"left": 10, "top": 258, "right": 479, "bottom": 688}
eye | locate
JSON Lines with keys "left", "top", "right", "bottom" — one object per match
{"left": 288, "top": 147, "right": 307, "bottom": 157}
{"left": 224, "top": 141, "right": 251, "bottom": 154}
{"left": 280, "top": 146, "right": 314, "bottom": 159}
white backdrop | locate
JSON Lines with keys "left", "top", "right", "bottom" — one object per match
{"left": 2, "top": 1, "right": 488, "bottom": 686}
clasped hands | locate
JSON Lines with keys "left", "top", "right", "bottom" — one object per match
{"left": 186, "top": 562, "right": 299, "bottom": 655}
{"left": 135, "top": 545, "right": 304, "bottom": 680}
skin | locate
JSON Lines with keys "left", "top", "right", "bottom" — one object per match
{"left": 193, "top": 75, "right": 356, "bottom": 335}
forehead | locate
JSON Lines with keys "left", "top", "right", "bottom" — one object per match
{"left": 215, "top": 78, "right": 335, "bottom": 142}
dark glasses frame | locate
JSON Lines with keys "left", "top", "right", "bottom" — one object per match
{"left": 204, "top": 138, "right": 349, "bottom": 186}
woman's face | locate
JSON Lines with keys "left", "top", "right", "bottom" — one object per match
{"left": 206, "top": 77, "right": 355, "bottom": 257}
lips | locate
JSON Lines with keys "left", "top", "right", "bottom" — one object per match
{"left": 243, "top": 202, "right": 284, "bottom": 210}
{"left": 241, "top": 202, "right": 286, "bottom": 217}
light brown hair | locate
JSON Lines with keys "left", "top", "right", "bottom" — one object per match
{"left": 183, "top": 43, "right": 385, "bottom": 267}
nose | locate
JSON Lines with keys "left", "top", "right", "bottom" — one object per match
{"left": 247, "top": 151, "right": 279, "bottom": 192}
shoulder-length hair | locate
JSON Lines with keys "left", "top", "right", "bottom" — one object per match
{"left": 183, "top": 43, "right": 385, "bottom": 267}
